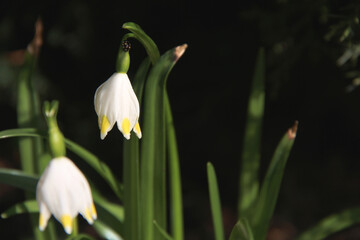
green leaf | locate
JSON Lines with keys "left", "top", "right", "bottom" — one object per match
{"left": 93, "top": 221, "right": 123, "bottom": 240}
{"left": 153, "top": 220, "right": 174, "bottom": 240}
{"left": 140, "top": 44, "right": 187, "bottom": 240}
{"left": 133, "top": 57, "right": 151, "bottom": 103}
{"left": 122, "top": 22, "right": 160, "bottom": 65}
{"left": 65, "top": 138, "right": 123, "bottom": 199}
{"left": 207, "top": 162, "right": 225, "bottom": 240}
{"left": 165, "top": 92, "right": 184, "bottom": 240}
{"left": 0, "top": 128, "right": 45, "bottom": 139}
{"left": 0, "top": 128, "right": 123, "bottom": 199}
{"left": 251, "top": 122, "right": 298, "bottom": 240}
{"left": 92, "top": 190, "right": 124, "bottom": 236}
{"left": 0, "top": 168, "right": 38, "bottom": 192}
{"left": 66, "top": 234, "right": 96, "bottom": 240}
{"left": 296, "top": 207, "right": 360, "bottom": 240}
{"left": 228, "top": 218, "right": 254, "bottom": 240}
{"left": 1, "top": 200, "right": 38, "bottom": 218}
{"left": 238, "top": 48, "right": 265, "bottom": 219}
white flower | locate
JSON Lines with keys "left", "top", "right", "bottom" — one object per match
{"left": 36, "top": 157, "right": 97, "bottom": 234}
{"left": 94, "top": 72, "right": 142, "bottom": 140}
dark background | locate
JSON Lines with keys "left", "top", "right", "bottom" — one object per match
{"left": 1, "top": 0, "right": 360, "bottom": 239}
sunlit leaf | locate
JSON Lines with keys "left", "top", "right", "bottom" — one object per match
{"left": 296, "top": 207, "right": 360, "bottom": 240}
{"left": 228, "top": 218, "right": 254, "bottom": 240}
{"left": 238, "top": 48, "right": 265, "bottom": 218}
{"left": 0, "top": 168, "right": 38, "bottom": 192}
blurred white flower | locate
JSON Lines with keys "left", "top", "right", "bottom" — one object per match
{"left": 94, "top": 72, "right": 142, "bottom": 140}
{"left": 36, "top": 157, "right": 97, "bottom": 234}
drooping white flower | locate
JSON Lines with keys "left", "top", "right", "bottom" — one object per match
{"left": 94, "top": 72, "right": 142, "bottom": 140}
{"left": 36, "top": 157, "right": 97, "bottom": 234}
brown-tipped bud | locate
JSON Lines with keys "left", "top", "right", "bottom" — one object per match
{"left": 27, "top": 17, "right": 43, "bottom": 57}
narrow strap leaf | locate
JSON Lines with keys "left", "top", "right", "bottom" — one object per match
{"left": 238, "top": 48, "right": 265, "bottom": 218}
{"left": 251, "top": 122, "right": 298, "bottom": 240}
{"left": 296, "top": 207, "right": 360, "bottom": 240}
{"left": 207, "top": 162, "right": 225, "bottom": 240}
{"left": 0, "top": 168, "right": 38, "bottom": 192}
{"left": 228, "top": 218, "right": 254, "bottom": 240}
{"left": 154, "top": 220, "right": 174, "bottom": 240}
{"left": 140, "top": 44, "right": 187, "bottom": 240}
{"left": 165, "top": 92, "right": 184, "bottom": 240}
{"left": 1, "top": 200, "right": 38, "bottom": 218}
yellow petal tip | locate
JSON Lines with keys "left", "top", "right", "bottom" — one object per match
{"left": 100, "top": 115, "right": 110, "bottom": 139}
{"left": 134, "top": 121, "right": 142, "bottom": 139}
{"left": 121, "top": 118, "right": 131, "bottom": 139}
{"left": 61, "top": 215, "right": 73, "bottom": 234}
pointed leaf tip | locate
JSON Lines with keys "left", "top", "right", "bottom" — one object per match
{"left": 287, "top": 121, "right": 298, "bottom": 140}
{"left": 174, "top": 44, "right": 188, "bottom": 62}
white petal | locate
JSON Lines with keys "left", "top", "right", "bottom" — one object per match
{"left": 36, "top": 157, "right": 97, "bottom": 234}
{"left": 94, "top": 72, "right": 141, "bottom": 139}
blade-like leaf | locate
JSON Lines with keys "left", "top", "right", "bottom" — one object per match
{"left": 65, "top": 138, "right": 123, "bottom": 199}
{"left": 92, "top": 190, "right": 124, "bottom": 236}
{"left": 0, "top": 128, "right": 123, "bottom": 199}
{"left": 0, "top": 128, "right": 45, "bottom": 139}
{"left": 207, "top": 162, "right": 225, "bottom": 240}
{"left": 1, "top": 200, "right": 38, "bottom": 218}
{"left": 296, "top": 207, "right": 360, "bottom": 240}
{"left": 251, "top": 122, "right": 298, "bottom": 240}
{"left": 66, "top": 234, "right": 96, "bottom": 240}
{"left": 165, "top": 91, "right": 184, "bottom": 240}
{"left": 153, "top": 220, "right": 174, "bottom": 240}
{"left": 0, "top": 168, "right": 38, "bottom": 192}
{"left": 228, "top": 218, "right": 254, "bottom": 240}
{"left": 140, "top": 44, "right": 187, "bottom": 240}
{"left": 122, "top": 22, "right": 160, "bottom": 65}
{"left": 238, "top": 48, "right": 265, "bottom": 218}
{"left": 93, "top": 221, "right": 123, "bottom": 240}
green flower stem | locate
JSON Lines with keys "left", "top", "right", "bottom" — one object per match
{"left": 123, "top": 138, "right": 140, "bottom": 240}
{"left": 122, "top": 22, "right": 160, "bottom": 65}
{"left": 165, "top": 92, "right": 184, "bottom": 240}
{"left": 17, "top": 52, "right": 38, "bottom": 174}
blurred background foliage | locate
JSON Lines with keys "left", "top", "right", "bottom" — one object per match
{"left": 1, "top": 0, "right": 360, "bottom": 239}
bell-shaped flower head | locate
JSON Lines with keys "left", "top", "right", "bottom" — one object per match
{"left": 36, "top": 157, "right": 97, "bottom": 234}
{"left": 94, "top": 72, "right": 142, "bottom": 140}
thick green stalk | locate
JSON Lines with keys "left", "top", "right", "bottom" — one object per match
{"left": 17, "top": 52, "right": 48, "bottom": 240}
{"left": 122, "top": 57, "right": 150, "bottom": 240}
{"left": 165, "top": 92, "right": 184, "bottom": 240}
{"left": 123, "top": 138, "right": 140, "bottom": 240}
